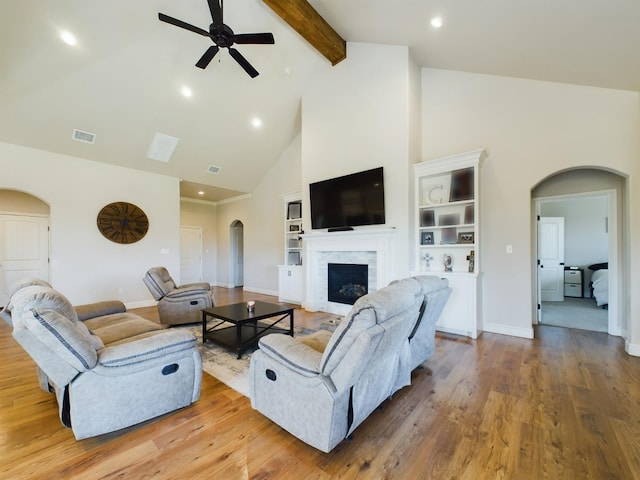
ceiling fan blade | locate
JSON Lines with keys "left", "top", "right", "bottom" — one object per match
{"left": 207, "top": 0, "right": 223, "bottom": 26}
{"left": 158, "top": 13, "right": 209, "bottom": 37}
{"left": 234, "top": 33, "right": 275, "bottom": 45}
{"left": 228, "top": 47, "right": 259, "bottom": 78}
{"left": 195, "top": 45, "right": 220, "bottom": 69}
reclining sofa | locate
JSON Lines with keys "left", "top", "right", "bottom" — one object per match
{"left": 250, "top": 275, "right": 451, "bottom": 452}
{"left": 7, "top": 279, "right": 202, "bottom": 440}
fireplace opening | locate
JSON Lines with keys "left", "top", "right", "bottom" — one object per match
{"left": 327, "top": 263, "right": 368, "bottom": 305}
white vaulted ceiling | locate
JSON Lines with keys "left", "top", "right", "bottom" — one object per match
{"left": 1, "top": 0, "right": 639, "bottom": 201}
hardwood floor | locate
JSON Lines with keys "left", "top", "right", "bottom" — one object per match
{"left": 1, "top": 287, "right": 639, "bottom": 479}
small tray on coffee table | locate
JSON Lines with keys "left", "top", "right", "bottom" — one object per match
{"left": 201, "top": 301, "right": 294, "bottom": 359}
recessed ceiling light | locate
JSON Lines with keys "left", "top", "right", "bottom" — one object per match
{"left": 198, "top": 191, "right": 205, "bottom": 195}
{"left": 181, "top": 86, "right": 193, "bottom": 98}
{"left": 251, "top": 117, "right": 263, "bottom": 128}
{"left": 430, "top": 16, "right": 443, "bottom": 28}
{"left": 60, "top": 30, "right": 77, "bottom": 46}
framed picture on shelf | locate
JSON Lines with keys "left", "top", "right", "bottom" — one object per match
{"left": 288, "top": 251, "right": 301, "bottom": 265}
{"left": 419, "top": 174, "right": 451, "bottom": 205}
{"left": 287, "top": 201, "right": 301, "bottom": 219}
{"left": 464, "top": 204, "right": 474, "bottom": 225}
{"left": 420, "top": 209, "right": 435, "bottom": 227}
{"left": 441, "top": 228, "right": 457, "bottom": 244}
{"left": 288, "top": 238, "right": 300, "bottom": 248}
{"left": 438, "top": 213, "right": 460, "bottom": 226}
{"left": 420, "top": 231, "right": 434, "bottom": 245}
{"left": 457, "top": 232, "right": 474, "bottom": 244}
{"left": 289, "top": 224, "right": 301, "bottom": 232}
{"left": 449, "top": 167, "right": 474, "bottom": 202}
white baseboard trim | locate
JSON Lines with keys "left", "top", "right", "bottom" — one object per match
{"left": 483, "top": 322, "right": 534, "bottom": 339}
{"left": 125, "top": 299, "right": 156, "bottom": 309}
{"left": 242, "top": 286, "right": 279, "bottom": 297}
{"left": 625, "top": 340, "right": 640, "bottom": 357}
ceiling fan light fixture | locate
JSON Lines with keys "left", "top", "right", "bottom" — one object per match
{"left": 158, "top": 0, "right": 274, "bottom": 78}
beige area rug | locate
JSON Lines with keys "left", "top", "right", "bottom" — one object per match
{"left": 180, "top": 324, "right": 321, "bottom": 397}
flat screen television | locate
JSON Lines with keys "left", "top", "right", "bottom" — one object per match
{"left": 309, "top": 167, "right": 385, "bottom": 230}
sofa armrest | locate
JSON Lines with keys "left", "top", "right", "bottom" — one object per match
{"left": 75, "top": 301, "right": 126, "bottom": 321}
{"left": 164, "top": 286, "right": 210, "bottom": 299}
{"left": 178, "top": 282, "right": 210, "bottom": 291}
{"left": 98, "top": 329, "right": 196, "bottom": 368}
{"left": 257, "top": 334, "right": 322, "bottom": 377}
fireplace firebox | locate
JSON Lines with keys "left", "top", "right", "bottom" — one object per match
{"left": 327, "top": 263, "right": 368, "bottom": 305}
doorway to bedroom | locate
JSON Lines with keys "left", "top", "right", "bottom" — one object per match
{"left": 534, "top": 186, "right": 618, "bottom": 335}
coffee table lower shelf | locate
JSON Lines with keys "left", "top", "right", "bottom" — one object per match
{"left": 202, "top": 301, "right": 294, "bottom": 359}
{"left": 204, "top": 325, "right": 290, "bottom": 359}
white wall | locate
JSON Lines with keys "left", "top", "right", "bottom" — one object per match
{"left": 421, "top": 68, "right": 640, "bottom": 351}
{"left": 0, "top": 189, "right": 50, "bottom": 214}
{"left": 0, "top": 141, "right": 181, "bottom": 306}
{"left": 180, "top": 198, "right": 218, "bottom": 285}
{"left": 215, "top": 133, "right": 302, "bottom": 293}
{"left": 541, "top": 197, "right": 608, "bottom": 263}
{"left": 301, "top": 42, "right": 418, "bottom": 280}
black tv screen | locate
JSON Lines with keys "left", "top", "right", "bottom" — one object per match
{"left": 309, "top": 167, "right": 385, "bottom": 230}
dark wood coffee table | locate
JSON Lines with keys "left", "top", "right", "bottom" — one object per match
{"left": 201, "top": 301, "right": 294, "bottom": 359}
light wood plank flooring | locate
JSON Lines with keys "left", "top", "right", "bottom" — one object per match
{"left": 1, "top": 287, "right": 639, "bottom": 479}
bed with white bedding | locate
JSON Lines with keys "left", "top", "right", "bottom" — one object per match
{"left": 590, "top": 266, "right": 609, "bottom": 307}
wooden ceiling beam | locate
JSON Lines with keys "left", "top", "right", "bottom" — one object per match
{"left": 263, "top": 0, "right": 346, "bottom": 66}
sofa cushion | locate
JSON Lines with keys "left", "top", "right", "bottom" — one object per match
{"left": 83, "top": 312, "right": 163, "bottom": 345}
{"left": 320, "top": 281, "right": 419, "bottom": 374}
{"left": 25, "top": 308, "right": 98, "bottom": 371}
{"left": 143, "top": 266, "right": 176, "bottom": 300}
{"left": 1, "top": 278, "right": 52, "bottom": 326}
{"left": 10, "top": 286, "right": 79, "bottom": 329}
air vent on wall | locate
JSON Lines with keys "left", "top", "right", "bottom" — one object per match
{"left": 72, "top": 129, "right": 96, "bottom": 144}
{"left": 207, "top": 165, "right": 222, "bottom": 174}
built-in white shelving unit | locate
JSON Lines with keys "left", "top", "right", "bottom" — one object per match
{"left": 278, "top": 192, "right": 303, "bottom": 304}
{"left": 413, "top": 149, "right": 486, "bottom": 338}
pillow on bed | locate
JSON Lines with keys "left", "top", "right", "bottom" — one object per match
{"left": 588, "top": 262, "right": 608, "bottom": 271}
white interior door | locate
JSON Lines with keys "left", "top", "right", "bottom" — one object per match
{"left": 0, "top": 214, "right": 49, "bottom": 305}
{"left": 230, "top": 221, "right": 243, "bottom": 287}
{"left": 180, "top": 226, "right": 203, "bottom": 284}
{"left": 538, "top": 217, "right": 565, "bottom": 302}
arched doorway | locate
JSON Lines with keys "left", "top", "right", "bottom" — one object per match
{"left": 0, "top": 189, "right": 51, "bottom": 304}
{"left": 532, "top": 168, "right": 626, "bottom": 337}
{"left": 230, "top": 220, "right": 244, "bottom": 288}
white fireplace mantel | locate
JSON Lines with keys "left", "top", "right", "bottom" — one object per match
{"left": 301, "top": 227, "right": 397, "bottom": 313}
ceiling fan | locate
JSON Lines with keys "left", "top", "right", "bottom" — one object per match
{"left": 158, "top": 0, "right": 275, "bottom": 78}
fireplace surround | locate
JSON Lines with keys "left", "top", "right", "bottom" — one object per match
{"left": 302, "top": 228, "right": 396, "bottom": 315}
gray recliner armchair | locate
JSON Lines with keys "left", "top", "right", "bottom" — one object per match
{"left": 8, "top": 281, "right": 202, "bottom": 440}
{"left": 250, "top": 275, "right": 451, "bottom": 452}
{"left": 143, "top": 266, "right": 214, "bottom": 325}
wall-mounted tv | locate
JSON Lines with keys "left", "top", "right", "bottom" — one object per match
{"left": 309, "top": 167, "right": 385, "bottom": 230}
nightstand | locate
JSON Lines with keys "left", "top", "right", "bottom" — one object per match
{"left": 564, "top": 268, "right": 584, "bottom": 298}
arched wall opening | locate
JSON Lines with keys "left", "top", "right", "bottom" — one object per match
{"left": 531, "top": 167, "right": 628, "bottom": 339}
